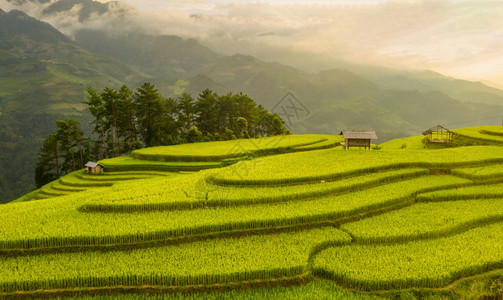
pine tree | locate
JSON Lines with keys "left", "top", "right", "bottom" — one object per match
{"left": 84, "top": 87, "right": 108, "bottom": 159}
{"left": 56, "top": 119, "right": 86, "bottom": 173}
{"left": 117, "top": 85, "right": 137, "bottom": 153}
{"left": 176, "top": 92, "right": 196, "bottom": 133}
{"left": 134, "top": 83, "right": 164, "bottom": 147}
{"left": 194, "top": 89, "right": 218, "bottom": 135}
{"left": 186, "top": 126, "right": 203, "bottom": 143}
{"left": 101, "top": 87, "right": 120, "bottom": 157}
{"left": 236, "top": 117, "right": 250, "bottom": 139}
{"left": 34, "top": 132, "right": 60, "bottom": 188}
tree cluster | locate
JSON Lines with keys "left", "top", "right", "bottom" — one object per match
{"left": 34, "top": 83, "right": 290, "bottom": 188}
{"left": 84, "top": 83, "right": 290, "bottom": 158}
{"left": 35, "top": 119, "right": 89, "bottom": 188}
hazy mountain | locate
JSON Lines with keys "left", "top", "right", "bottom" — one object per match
{"left": 193, "top": 54, "right": 501, "bottom": 139}
{"left": 7, "top": 0, "right": 112, "bottom": 22}
{"left": 74, "top": 30, "right": 221, "bottom": 79}
{"left": 42, "top": 0, "right": 109, "bottom": 22}
{"left": 0, "top": 9, "right": 147, "bottom": 111}
{"left": 330, "top": 62, "right": 503, "bottom": 107}
{"left": 5, "top": 0, "right": 51, "bottom": 4}
{"left": 194, "top": 55, "right": 418, "bottom": 138}
{"left": 0, "top": 9, "right": 148, "bottom": 202}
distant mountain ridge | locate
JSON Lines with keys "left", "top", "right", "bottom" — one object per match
{"left": 336, "top": 63, "right": 503, "bottom": 106}
{"left": 74, "top": 30, "right": 221, "bottom": 78}
{"left": 7, "top": 0, "right": 113, "bottom": 22}
{"left": 6, "top": 0, "right": 503, "bottom": 107}
{"left": 190, "top": 54, "right": 501, "bottom": 138}
{"left": 42, "top": 0, "right": 109, "bottom": 21}
{"left": 0, "top": 8, "right": 70, "bottom": 44}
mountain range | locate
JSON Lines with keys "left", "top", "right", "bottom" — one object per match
{"left": 1, "top": 2, "right": 502, "bottom": 202}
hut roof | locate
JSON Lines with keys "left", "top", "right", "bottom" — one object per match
{"left": 85, "top": 161, "right": 101, "bottom": 168}
{"left": 339, "top": 130, "right": 377, "bottom": 140}
{"left": 422, "top": 125, "right": 454, "bottom": 136}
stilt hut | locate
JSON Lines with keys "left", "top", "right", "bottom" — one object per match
{"left": 85, "top": 162, "right": 103, "bottom": 174}
{"left": 422, "top": 125, "right": 455, "bottom": 143}
{"left": 339, "top": 130, "right": 378, "bottom": 149}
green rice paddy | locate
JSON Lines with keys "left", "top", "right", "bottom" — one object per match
{"left": 4, "top": 128, "right": 503, "bottom": 299}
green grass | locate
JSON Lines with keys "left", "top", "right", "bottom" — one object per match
{"left": 80, "top": 175, "right": 195, "bottom": 212}
{"left": 342, "top": 198, "right": 503, "bottom": 243}
{"left": 379, "top": 135, "right": 451, "bottom": 150}
{"left": 58, "top": 172, "right": 114, "bottom": 187}
{"left": 313, "top": 222, "right": 503, "bottom": 291}
{"left": 291, "top": 135, "right": 344, "bottom": 151}
{"left": 30, "top": 169, "right": 186, "bottom": 202}
{"left": 75, "top": 172, "right": 154, "bottom": 182}
{"left": 452, "top": 164, "right": 503, "bottom": 181}
{"left": 379, "top": 136, "right": 427, "bottom": 150}
{"left": 454, "top": 126, "right": 503, "bottom": 144}
{"left": 39, "top": 186, "right": 69, "bottom": 197}
{"left": 0, "top": 227, "right": 350, "bottom": 293}
{"left": 417, "top": 183, "right": 503, "bottom": 202}
{"left": 83, "top": 168, "right": 429, "bottom": 213}
{"left": 210, "top": 146, "right": 503, "bottom": 186}
{"left": 481, "top": 128, "right": 503, "bottom": 136}
{"left": 3, "top": 126, "right": 503, "bottom": 298}
{"left": 101, "top": 171, "right": 174, "bottom": 177}
{"left": 130, "top": 134, "right": 334, "bottom": 162}
{"left": 49, "top": 183, "right": 87, "bottom": 192}
{"left": 206, "top": 168, "right": 428, "bottom": 205}
{"left": 100, "top": 156, "right": 223, "bottom": 171}
{"left": 10, "top": 188, "right": 41, "bottom": 203}
{"left": 0, "top": 176, "right": 469, "bottom": 250}
{"left": 34, "top": 193, "right": 55, "bottom": 200}
{"left": 54, "top": 279, "right": 385, "bottom": 300}
{"left": 29, "top": 169, "right": 161, "bottom": 201}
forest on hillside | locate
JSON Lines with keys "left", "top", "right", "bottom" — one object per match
{"left": 34, "top": 83, "right": 290, "bottom": 188}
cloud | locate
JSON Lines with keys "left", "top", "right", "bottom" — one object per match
{"left": 2, "top": 0, "right": 503, "bottom": 85}
{"left": 0, "top": 0, "right": 49, "bottom": 16}
{"left": 0, "top": 0, "right": 140, "bottom": 37}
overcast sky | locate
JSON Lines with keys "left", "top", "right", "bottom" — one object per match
{"left": 3, "top": 0, "right": 503, "bottom": 87}
{"left": 111, "top": 0, "right": 391, "bottom": 12}
{"left": 101, "top": 0, "right": 503, "bottom": 87}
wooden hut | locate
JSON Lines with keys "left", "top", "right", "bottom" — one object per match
{"left": 85, "top": 161, "right": 103, "bottom": 174}
{"left": 422, "top": 125, "right": 455, "bottom": 143}
{"left": 339, "top": 130, "right": 378, "bottom": 149}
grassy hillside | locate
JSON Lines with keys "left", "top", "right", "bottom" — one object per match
{"left": 0, "top": 9, "right": 149, "bottom": 202}
{"left": 2, "top": 127, "right": 503, "bottom": 299}
{"left": 0, "top": 9, "right": 147, "bottom": 114}
{"left": 19, "top": 134, "right": 342, "bottom": 203}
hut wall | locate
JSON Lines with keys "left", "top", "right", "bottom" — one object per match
{"left": 347, "top": 138, "right": 371, "bottom": 148}
{"left": 87, "top": 166, "right": 103, "bottom": 174}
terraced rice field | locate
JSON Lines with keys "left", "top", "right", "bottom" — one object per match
{"left": 3, "top": 128, "right": 503, "bottom": 299}
{"left": 454, "top": 126, "right": 503, "bottom": 145}
{"left": 130, "top": 134, "right": 343, "bottom": 162}
{"left": 25, "top": 170, "right": 179, "bottom": 201}
{"left": 26, "top": 134, "right": 343, "bottom": 202}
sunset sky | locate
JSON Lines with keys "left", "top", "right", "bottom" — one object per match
{"left": 2, "top": 0, "right": 502, "bottom": 87}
